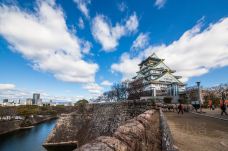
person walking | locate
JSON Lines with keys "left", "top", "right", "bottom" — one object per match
{"left": 209, "top": 100, "right": 212, "bottom": 110}
{"left": 221, "top": 92, "right": 228, "bottom": 116}
{"left": 212, "top": 104, "right": 215, "bottom": 110}
{"left": 221, "top": 103, "right": 227, "bottom": 115}
{"left": 178, "top": 103, "right": 184, "bottom": 115}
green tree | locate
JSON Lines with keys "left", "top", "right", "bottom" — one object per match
{"left": 16, "top": 105, "right": 39, "bottom": 117}
{"left": 75, "top": 99, "right": 89, "bottom": 105}
{"left": 75, "top": 99, "right": 89, "bottom": 114}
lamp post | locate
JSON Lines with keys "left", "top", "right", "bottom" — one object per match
{"left": 222, "top": 92, "right": 225, "bottom": 104}
{"left": 196, "top": 82, "right": 202, "bottom": 113}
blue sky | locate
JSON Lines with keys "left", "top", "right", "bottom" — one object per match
{"left": 0, "top": 0, "right": 228, "bottom": 102}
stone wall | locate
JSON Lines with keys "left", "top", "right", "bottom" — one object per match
{"left": 0, "top": 120, "right": 21, "bottom": 135}
{"left": 44, "top": 101, "right": 155, "bottom": 150}
{"left": 0, "top": 115, "right": 56, "bottom": 135}
{"left": 75, "top": 110, "right": 161, "bottom": 151}
{"left": 159, "top": 108, "right": 178, "bottom": 151}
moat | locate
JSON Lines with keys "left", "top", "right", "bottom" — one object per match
{"left": 0, "top": 119, "right": 57, "bottom": 151}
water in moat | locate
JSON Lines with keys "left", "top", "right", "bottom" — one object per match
{"left": 0, "top": 119, "right": 57, "bottom": 151}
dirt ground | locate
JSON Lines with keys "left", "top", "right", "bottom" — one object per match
{"left": 165, "top": 112, "right": 228, "bottom": 151}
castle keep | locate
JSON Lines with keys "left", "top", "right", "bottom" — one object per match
{"left": 132, "top": 53, "right": 185, "bottom": 102}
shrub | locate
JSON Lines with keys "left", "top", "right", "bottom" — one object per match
{"left": 163, "top": 97, "right": 172, "bottom": 104}
{"left": 178, "top": 99, "right": 188, "bottom": 104}
{"left": 20, "top": 119, "right": 32, "bottom": 127}
{"left": 148, "top": 98, "right": 155, "bottom": 105}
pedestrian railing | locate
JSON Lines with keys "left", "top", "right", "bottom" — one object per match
{"left": 159, "top": 108, "right": 179, "bottom": 151}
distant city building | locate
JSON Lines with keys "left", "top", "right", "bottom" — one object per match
{"left": 37, "top": 99, "right": 43, "bottom": 106}
{"left": 26, "top": 98, "right": 33, "bottom": 105}
{"left": 33, "top": 93, "right": 41, "bottom": 105}
{"left": 3, "top": 100, "right": 16, "bottom": 106}
{"left": 131, "top": 53, "right": 185, "bottom": 103}
{"left": 3, "top": 99, "right": 8, "bottom": 103}
{"left": 50, "top": 100, "right": 73, "bottom": 106}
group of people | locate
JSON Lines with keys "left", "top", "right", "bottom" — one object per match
{"left": 177, "top": 92, "right": 228, "bottom": 116}
{"left": 208, "top": 102, "right": 228, "bottom": 115}
{"left": 176, "top": 102, "right": 228, "bottom": 116}
{"left": 159, "top": 92, "right": 228, "bottom": 117}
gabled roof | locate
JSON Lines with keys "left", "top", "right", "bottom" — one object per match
{"left": 139, "top": 54, "right": 174, "bottom": 72}
{"left": 154, "top": 71, "right": 184, "bottom": 85}
{"left": 174, "top": 75, "right": 182, "bottom": 79}
{"left": 139, "top": 53, "right": 163, "bottom": 66}
{"left": 150, "top": 53, "right": 159, "bottom": 59}
{"left": 152, "top": 60, "right": 172, "bottom": 71}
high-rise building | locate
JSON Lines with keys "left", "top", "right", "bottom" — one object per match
{"left": 3, "top": 99, "right": 8, "bottom": 103}
{"left": 33, "top": 93, "right": 40, "bottom": 104}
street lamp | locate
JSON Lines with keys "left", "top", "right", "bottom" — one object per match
{"left": 196, "top": 81, "right": 202, "bottom": 113}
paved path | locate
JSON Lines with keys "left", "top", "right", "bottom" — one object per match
{"left": 165, "top": 112, "right": 228, "bottom": 151}
{"left": 197, "top": 108, "right": 228, "bottom": 120}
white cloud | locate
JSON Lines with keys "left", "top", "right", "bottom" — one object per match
{"left": 83, "top": 83, "right": 103, "bottom": 94}
{"left": 111, "top": 53, "right": 141, "bottom": 80}
{"left": 101, "top": 80, "right": 113, "bottom": 86}
{"left": 131, "top": 33, "right": 149, "bottom": 51}
{"left": 142, "top": 18, "right": 228, "bottom": 82}
{"left": 0, "top": 84, "right": 16, "bottom": 90}
{"left": 112, "top": 18, "right": 228, "bottom": 82}
{"left": 91, "top": 13, "right": 139, "bottom": 51}
{"left": 154, "top": 0, "right": 166, "bottom": 9}
{"left": 0, "top": 84, "right": 88, "bottom": 103}
{"left": 48, "top": 95, "right": 88, "bottom": 102}
{"left": 0, "top": 89, "right": 31, "bottom": 101}
{"left": 125, "top": 13, "right": 139, "bottom": 32}
{"left": 78, "top": 17, "right": 84, "bottom": 29}
{"left": 74, "top": 0, "right": 91, "bottom": 19}
{"left": 117, "top": 2, "right": 127, "bottom": 12}
{"left": 0, "top": 1, "right": 98, "bottom": 83}
{"left": 0, "top": 87, "right": 87, "bottom": 102}
{"left": 81, "top": 40, "right": 92, "bottom": 54}
{"left": 0, "top": 87, "right": 46, "bottom": 101}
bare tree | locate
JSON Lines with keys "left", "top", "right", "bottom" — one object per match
{"left": 127, "top": 78, "right": 145, "bottom": 100}
{"left": 101, "top": 81, "right": 128, "bottom": 102}
{"left": 112, "top": 82, "right": 128, "bottom": 101}
{"left": 103, "top": 90, "right": 116, "bottom": 102}
{"left": 0, "top": 107, "right": 17, "bottom": 120}
{"left": 200, "top": 83, "right": 228, "bottom": 107}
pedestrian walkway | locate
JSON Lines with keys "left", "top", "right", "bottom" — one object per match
{"left": 165, "top": 112, "right": 228, "bottom": 151}
{"left": 192, "top": 108, "right": 228, "bottom": 121}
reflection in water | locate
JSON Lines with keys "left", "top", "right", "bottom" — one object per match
{"left": 0, "top": 119, "right": 56, "bottom": 151}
